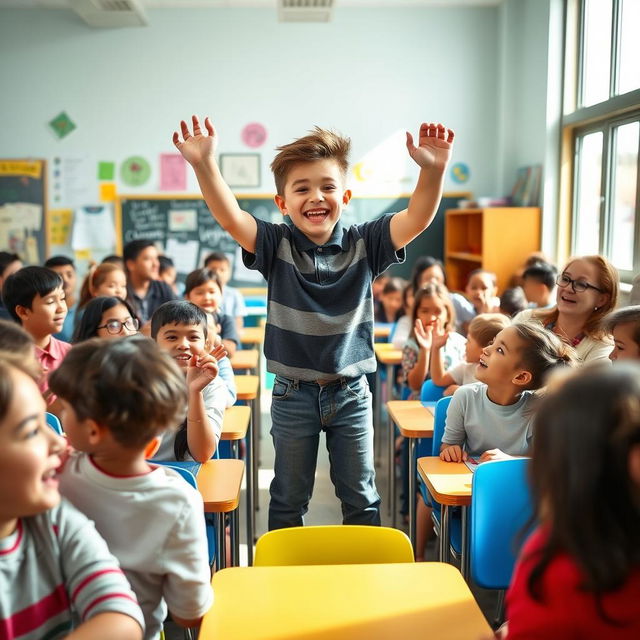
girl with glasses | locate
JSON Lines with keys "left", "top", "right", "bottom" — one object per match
{"left": 514, "top": 255, "right": 618, "bottom": 364}
{"left": 72, "top": 296, "right": 139, "bottom": 343}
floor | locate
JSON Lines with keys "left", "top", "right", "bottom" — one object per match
{"left": 165, "top": 392, "right": 500, "bottom": 638}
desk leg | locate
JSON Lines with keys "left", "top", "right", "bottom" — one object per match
{"left": 408, "top": 438, "right": 416, "bottom": 551}
{"left": 375, "top": 367, "right": 382, "bottom": 467}
{"left": 439, "top": 505, "right": 450, "bottom": 564}
{"left": 389, "top": 414, "right": 396, "bottom": 526}
{"left": 253, "top": 373, "right": 261, "bottom": 515}
{"left": 230, "top": 508, "right": 239, "bottom": 567}
{"left": 216, "top": 513, "right": 226, "bottom": 570}
{"left": 461, "top": 506, "right": 470, "bottom": 581}
{"left": 245, "top": 412, "right": 255, "bottom": 566}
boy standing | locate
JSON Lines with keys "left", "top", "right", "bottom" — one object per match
{"left": 50, "top": 337, "right": 212, "bottom": 640}
{"left": 174, "top": 116, "right": 454, "bottom": 529}
{"left": 2, "top": 266, "right": 71, "bottom": 406}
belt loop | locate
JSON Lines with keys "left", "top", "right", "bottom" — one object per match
{"left": 292, "top": 379, "right": 299, "bottom": 391}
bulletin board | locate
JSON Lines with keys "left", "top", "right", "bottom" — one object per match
{"left": 0, "top": 159, "right": 47, "bottom": 264}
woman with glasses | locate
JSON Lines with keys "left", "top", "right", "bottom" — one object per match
{"left": 514, "top": 255, "right": 618, "bottom": 364}
{"left": 72, "top": 296, "right": 140, "bottom": 343}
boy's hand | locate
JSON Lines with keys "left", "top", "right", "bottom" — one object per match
{"left": 406, "top": 122, "right": 454, "bottom": 172}
{"left": 430, "top": 322, "right": 449, "bottom": 350}
{"left": 210, "top": 343, "right": 227, "bottom": 362}
{"left": 186, "top": 353, "right": 219, "bottom": 392}
{"left": 440, "top": 444, "right": 467, "bottom": 463}
{"left": 414, "top": 319, "right": 433, "bottom": 351}
{"left": 479, "top": 448, "right": 510, "bottom": 462}
{"left": 173, "top": 115, "right": 218, "bottom": 167}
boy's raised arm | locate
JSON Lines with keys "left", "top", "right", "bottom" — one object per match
{"left": 390, "top": 122, "right": 455, "bottom": 251}
{"left": 174, "top": 116, "right": 258, "bottom": 253}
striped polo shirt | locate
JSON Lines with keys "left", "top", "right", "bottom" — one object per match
{"left": 243, "top": 213, "right": 404, "bottom": 381}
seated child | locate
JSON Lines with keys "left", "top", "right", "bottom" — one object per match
{"left": 522, "top": 261, "right": 557, "bottom": 309}
{"left": 440, "top": 322, "right": 575, "bottom": 463}
{"left": 402, "top": 282, "right": 466, "bottom": 399}
{"left": 391, "top": 282, "right": 415, "bottom": 349}
{"left": 2, "top": 266, "right": 71, "bottom": 410}
{"left": 500, "top": 286, "right": 529, "bottom": 317}
{"left": 184, "top": 268, "right": 238, "bottom": 358}
{"left": 49, "top": 337, "right": 212, "bottom": 640}
{"left": 450, "top": 269, "right": 500, "bottom": 334}
{"left": 430, "top": 313, "right": 511, "bottom": 396}
{"left": 504, "top": 363, "right": 640, "bottom": 639}
{"left": 0, "top": 354, "right": 144, "bottom": 640}
{"left": 374, "top": 277, "right": 406, "bottom": 324}
{"left": 603, "top": 305, "right": 640, "bottom": 362}
{"left": 73, "top": 296, "right": 139, "bottom": 343}
{"left": 204, "top": 252, "right": 246, "bottom": 331}
{"left": 45, "top": 256, "right": 78, "bottom": 343}
{"left": 151, "top": 301, "right": 228, "bottom": 462}
{"left": 75, "top": 261, "right": 129, "bottom": 329}
{"left": 410, "top": 256, "right": 446, "bottom": 290}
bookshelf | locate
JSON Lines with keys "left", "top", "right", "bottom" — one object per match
{"left": 444, "top": 207, "right": 541, "bottom": 293}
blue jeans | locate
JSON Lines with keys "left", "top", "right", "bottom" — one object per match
{"left": 268, "top": 374, "right": 381, "bottom": 530}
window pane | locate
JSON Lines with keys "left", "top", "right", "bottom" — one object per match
{"left": 609, "top": 121, "right": 639, "bottom": 271}
{"left": 582, "top": 0, "right": 612, "bottom": 107}
{"left": 618, "top": 0, "right": 640, "bottom": 95}
{"left": 574, "top": 131, "right": 603, "bottom": 255}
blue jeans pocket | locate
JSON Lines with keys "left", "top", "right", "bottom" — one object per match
{"left": 343, "top": 376, "right": 370, "bottom": 401}
{"left": 272, "top": 376, "right": 292, "bottom": 400}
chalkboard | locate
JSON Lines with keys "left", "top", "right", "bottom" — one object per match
{"left": 117, "top": 193, "right": 446, "bottom": 287}
{"left": 0, "top": 159, "right": 47, "bottom": 264}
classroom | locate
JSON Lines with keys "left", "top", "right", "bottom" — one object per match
{"left": 1, "top": 0, "right": 639, "bottom": 638}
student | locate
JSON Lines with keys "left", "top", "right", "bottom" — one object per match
{"left": 2, "top": 266, "right": 71, "bottom": 407}
{"left": 603, "top": 305, "right": 640, "bottom": 361}
{"left": 430, "top": 312, "right": 510, "bottom": 396}
{"left": 500, "top": 286, "right": 528, "bottom": 317}
{"left": 503, "top": 363, "right": 640, "bottom": 638}
{"left": 0, "top": 251, "right": 22, "bottom": 321}
{"left": 45, "top": 256, "right": 78, "bottom": 343}
{"left": 375, "top": 277, "right": 406, "bottom": 324}
{"left": 73, "top": 296, "right": 139, "bottom": 343}
{"left": 204, "top": 251, "right": 247, "bottom": 331}
{"left": 174, "top": 116, "right": 454, "bottom": 528}
{"left": 49, "top": 337, "right": 212, "bottom": 640}
{"left": 451, "top": 269, "right": 500, "bottom": 334}
{"left": 158, "top": 255, "right": 178, "bottom": 294}
{"left": 514, "top": 255, "right": 618, "bottom": 364}
{"left": 522, "top": 261, "right": 557, "bottom": 309}
{"left": 123, "top": 240, "right": 176, "bottom": 325}
{"left": 402, "top": 282, "right": 466, "bottom": 399}
{"left": 184, "top": 268, "right": 239, "bottom": 358}
{"left": 410, "top": 255, "right": 446, "bottom": 291}
{"left": 440, "top": 322, "right": 575, "bottom": 463}
{"left": 0, "top": 355, "right": 144, "bottom": 640}
{"left": 150, "top": 301, "right": 228, "bottom": 462}
{"left": 391, "top": 282, "right": 416, "bottom": 349}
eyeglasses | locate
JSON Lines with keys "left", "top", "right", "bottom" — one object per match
{"left": 97, "top": 318, "right": 139, "bottom": 335}
{"left": 556, "top": 273, "right": 604, "bottom": 294}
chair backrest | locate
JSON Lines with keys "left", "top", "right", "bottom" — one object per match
{"left": 151, "top": 460, "right": 197, "bottom": 489}
{"left": 254, "top": 525, "right": 414, "bottom": 566}
{"left": 431, "top": 395, "right": 453, "bottom": 455}
{"left": 470, "top": 458, "right": 535, "bottom": 589}
{"left": 420, "top": 379, "right": 447, "bottom": 403}
{"left": 45, "top": 412, "right": 64, "bottom": 436}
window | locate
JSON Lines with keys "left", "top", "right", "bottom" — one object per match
{"left": 567, "top": 0, "right": 640, "bottom": 280}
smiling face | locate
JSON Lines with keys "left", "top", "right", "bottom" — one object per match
{"left": 610, "top": 323, "right": 640, "bottom": 361}
{"left": 93, "top": 269, "right": 127, "bottom": 300}
{"left": 415, "top": 294, "right": 449, "bottom": 332}
{"left": 475, "top": 326, "right": 527, "bottom": 386}
{"left": 155, "top": 322, "right": 206, "bottom": 370}
{"left": 0, "top": 367, "right": 64, "bottom": 538}
{"left": 96, "top": 303, "right": 138, "bottom": 340}
{"left": 18, "top": 286, "right": 67, "bottom": 339}
{"left": 274, "top": 159, "right": 351, "bottom": 245}
{"left": 186, "top": 279, "right": 222, "bottom": 314}
{"left": 556, "top": 259, "right": 609, "bottom": 319}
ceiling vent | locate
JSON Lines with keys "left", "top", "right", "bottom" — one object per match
{"left": 69, "top": 0, "right": 148, "bottom": 28}
{"left": 278, "top": 0, "right": 334, "bottom": 23}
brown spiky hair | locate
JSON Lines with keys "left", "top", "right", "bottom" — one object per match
{"left": 270, "top": 127, "right": 351, "bottom": 196}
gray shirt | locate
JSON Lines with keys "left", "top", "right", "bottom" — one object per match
{"left": 442, "top": 382, "right": 535, "bottom": 457}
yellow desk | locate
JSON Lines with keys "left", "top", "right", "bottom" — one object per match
{"left": 239, "top": 326, "right": 265, "bottom": 346}
{"left": 199, "top": 562, "right": 491, "bottom": 639}
{"left": 230, "top": 349, "right": 259, "bottom": 372}
{"left": 386, "top": 401, "right": 434, "bottom": 548}
{"left": 221, "top": 405, "right": 250, "bottom": 457}
{"left": 373, "top": 324, "right": 392, "bottom": 341}
{"left": 417, "top": 457, "right": 472, "bottom": 577}
{"left": 373, "top": 344, "right": 403, "bottom": 467}
{"left": 234, "top": 375, "right": 260, "bottom": 566}
{"left": 196, "top": 459, "right": 245, "bottom": 570}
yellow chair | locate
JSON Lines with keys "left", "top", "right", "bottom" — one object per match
{"left": 254, "top": 525, "right": 414, "bottom": 566}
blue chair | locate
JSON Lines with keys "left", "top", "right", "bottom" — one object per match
{"left": 470, "top": 458, "right": 534, "bottom": 589}
{"left": 420, "top": 379, "right": 447, "bottom": 403}
{"left": 45, "top": 412, "right": 63, "bottom": 435}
